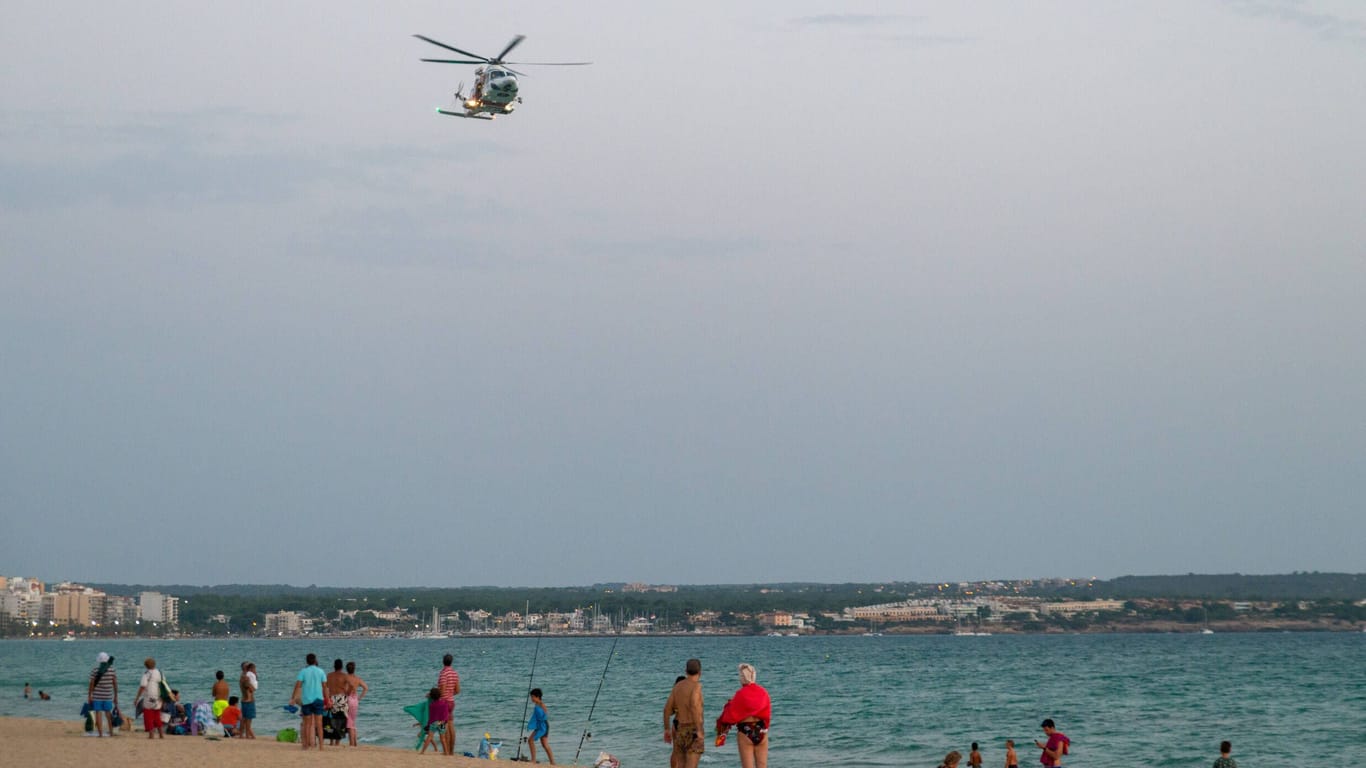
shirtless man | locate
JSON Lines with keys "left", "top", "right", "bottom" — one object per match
{"left": 663, "top": 659, "right": 704, "bottom": 768}
{"left": 238, "top": 662, "right": 258, "bottom": 739}
{"left": 324, "top": 659, "right": 353, "bottom": 746}
{"left": 211, "top": 670, "right": 230, "bottom": 719}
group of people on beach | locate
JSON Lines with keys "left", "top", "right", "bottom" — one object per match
{"left": 72, "top": 649, "right": 1238, "bottom": 768}
{"left": 78, "top": 652, "right": 289, "bottom": 741}
{"left": 286, "top": 653, "right": 370, "bottom": 749}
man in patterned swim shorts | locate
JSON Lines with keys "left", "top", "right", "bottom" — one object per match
{"left": 663, "top": 658, "right": 704, "bottom": 768}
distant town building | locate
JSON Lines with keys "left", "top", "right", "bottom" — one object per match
{"left": 264, "top": 610, "right": 306, "bottom": 635}
{"left": 139, "top": 592, "right": 180, "bottom": 625}
{"left": 1039, "top": 600, "right": 1125, "bottom": 615}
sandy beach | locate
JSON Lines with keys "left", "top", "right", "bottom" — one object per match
{"left": 0, "top": 717, "right": 496, "bottom": 768}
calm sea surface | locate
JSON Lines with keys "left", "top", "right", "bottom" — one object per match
{"left": 2, "top": 633, "right": 1362, "bottom": 766}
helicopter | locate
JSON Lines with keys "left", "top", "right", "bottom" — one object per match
{"left": 413, "top": 34, "right": 591, "bottom": 120}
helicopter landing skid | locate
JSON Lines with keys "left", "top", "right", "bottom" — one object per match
{"left": 436, "top": 108, "right": 495, "bottom": 120}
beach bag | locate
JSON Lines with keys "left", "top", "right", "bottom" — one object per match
{"left": 277, "top": 727, "right": 298, "bottom": 743}
{"left": 80, "top": 702, "right": 94, "bottom": 732}
{"left": 322, "top": 712, "right": 347, "bottom": 741}
{"left": 111, "top": 707, "right": 123, "bottom": 728}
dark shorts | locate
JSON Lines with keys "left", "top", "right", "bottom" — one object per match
{"left": 90, "top": 699, "right": 114, "bottom": 712}
{"left": 672, "top": 725, "right": 704, "bottom": 755}
{"left": 242, "top": 701, "right": 256, "bottom": 720}
{"left": 300, "top": 700, "right": 325, "bottom": 716}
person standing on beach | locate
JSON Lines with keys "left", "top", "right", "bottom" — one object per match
{"left": 86, "top": 652, "right": 119, "bottom": 737}
{"left": 325, "top": 659, "right": 353, "bottom": 746}
{"left": 290, "top": 653, "right": 327, "bottom": 750}
{"left": 526, "top": 687, "right": 553, "bottom": 764}
{"left": 1034, "top": 719, "right": 1069, "bottom": 767}
{"left": 663, "top": 658, "right": 704, "bottom": 768}
{"left": 1005, "top": 739, "right": 1019, "bottom": 768}
{"left": 135, "top": 658, "right": 166, "bottom": 739}
{"left": 437, "top": 653, "right": 461, "bottom": 756}
{"left": 211, "top": 670, "right": 230, "bottom": 719}
{"left": 345, "top": 661, "right": 368, "bottom": 747}
{"left": 238, "top": 662, "right": 258, "bottom": 739}
{"left": 715, "top": 663, "right": 770, "bottom": 768}
{"left": 1213, "top": 741, "right": 1237, "bottom": 768}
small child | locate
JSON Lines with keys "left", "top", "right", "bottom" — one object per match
{"left": 421, "top": 688, "right": 450, "bottom": 754}
{"left": 940, "top": 751, "right": 963, "bottom": 768}
{"left": 527, "top": 688, "right": 555, "bottom": 764}
{"left": 969, "top": 742, "right": 983, "bottom": 768}
{"left": 219, "top": 696, "right": 242, "bottom": 737}
{"left": 1213, "top": 740, "right": 1237, "bottom": 768}
{"left": 1005, "top": 739, "right": 1018, "bottom": 768}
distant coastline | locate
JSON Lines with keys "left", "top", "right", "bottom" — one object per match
{"left": 5, "top": 572, "right": 1364, "bottom": 639}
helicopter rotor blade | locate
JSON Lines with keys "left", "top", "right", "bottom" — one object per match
{"left": 493, "top": 35, "right": 526, "bottom": 63}
{"left": 503, "top": 61, "right": 593, "bottom": 66}
{"left": 420, "top": 58, "right": 487, "bottom": 65}
{"left": 412, "top": 34, "right": 489, "bottom": 62}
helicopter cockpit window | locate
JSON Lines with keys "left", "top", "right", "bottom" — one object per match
{"left": 489, "top": 70, "right": 507, "bottom": 79}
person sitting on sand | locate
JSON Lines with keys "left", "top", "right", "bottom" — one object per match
{"left": 220, "top": 696, "right": 242, "bottom": 737}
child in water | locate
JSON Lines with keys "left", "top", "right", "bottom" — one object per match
{"left": 1005, "top": 739, "right": 1018, "bottom": 768}
{"left": 526, "top": 688, "right": 554, "bottom": 764}
{"left": 969, "top": 742, "right": 983, "bottom": 768}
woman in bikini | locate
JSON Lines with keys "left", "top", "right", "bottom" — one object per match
{"left": 715, "top": 663, "right": 771, "bottom": 768}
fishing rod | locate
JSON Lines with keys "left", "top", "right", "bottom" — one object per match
{"left": 573, "top": 635, "right": 619, "bottom": 765}
{"left": 515, "top": 634, "right": 542, "bottom": 761}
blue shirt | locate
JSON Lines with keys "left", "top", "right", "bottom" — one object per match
{"left": 297, "top": 665, "right": 326, "bottom": 704}
{"left": 527, "top": 703, "right": 548, "bottom": 736}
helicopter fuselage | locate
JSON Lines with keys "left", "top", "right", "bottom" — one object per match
{"left": 457, "top": 67, "right": 521, "bottom": 116}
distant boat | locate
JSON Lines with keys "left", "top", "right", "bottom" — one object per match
{"left": 61, "top": 635, "right": 75, "bottom": 642}
{"left": 1201, "top": 628, "right": 1215, "bottom": 635}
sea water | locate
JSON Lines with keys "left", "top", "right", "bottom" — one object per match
{"left": 2, "top": 633, "right": 1362, "bottom": 766}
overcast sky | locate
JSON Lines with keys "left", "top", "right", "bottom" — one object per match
{"left": 2, "top": 1, "right": 1364, "bottom": 588}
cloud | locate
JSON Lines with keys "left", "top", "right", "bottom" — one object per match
{"left": 789, "top": 13, "right": 971, "bottom": 47}
{"left": 0, "top": 109, "right": 505, "bottom": 211}
{"left": 792, "top": 14, "right": 918, "bottom": 27}
{"left": 1226, "top": 0, "right": 1366, "bottom": 47}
